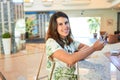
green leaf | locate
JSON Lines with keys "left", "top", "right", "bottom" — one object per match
{"left": 2, "top": 32, "right": 11, "bottom": 38}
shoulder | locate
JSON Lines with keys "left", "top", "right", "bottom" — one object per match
{"left": 46, "top": 38, "right": 62, "bottom": 49}
{"left": 46, "top": 38, "right": 57, "bottom": 44}
{"left": 46, "top": 38, "right": 62, "bottom": 56}
{"left": 46, "top": 38, "right": 55, "bottom": 42}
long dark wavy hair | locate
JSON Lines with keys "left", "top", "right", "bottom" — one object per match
{"left": 46, "top": 11, "right": 73, "bottom": 48}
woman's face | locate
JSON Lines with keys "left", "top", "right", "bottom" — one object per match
{"left": 56, "top": 17, "right": 70, "bottom": 39}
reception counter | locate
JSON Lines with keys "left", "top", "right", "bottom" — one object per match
{"left": 78, "top": 42, "right": 120, "bottom": 80}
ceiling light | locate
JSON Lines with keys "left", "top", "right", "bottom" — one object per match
{"left": 24, "top": 0, "right": 33, "bottom": 7}
{"left": 62, "top": 0, "right": 91, "bottom": 6}
{"left": 24, "top": 0, "right": 33, "bottom": 3}
{"left": 42, "top": 0, "right": 54, "bottom": 7}
{"left": 42, "top": 0, "right": 54, "bottom": 1}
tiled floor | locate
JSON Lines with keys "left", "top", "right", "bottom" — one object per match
{"left": 0, "top": 43, "right": 48, "bottom": 80}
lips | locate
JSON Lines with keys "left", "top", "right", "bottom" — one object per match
{"left": 62, "top": 29, "right": 69, "bottom": 34}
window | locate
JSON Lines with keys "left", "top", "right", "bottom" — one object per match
{"left": 69, "top": 17, "right": 101, "bottom": 45}
{"left": 12, "top": 0, "right": 23, "bottom": 3}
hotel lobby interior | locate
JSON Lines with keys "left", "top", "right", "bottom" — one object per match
{"left": 0, "top": 0, "right": 120, "bottom": 80}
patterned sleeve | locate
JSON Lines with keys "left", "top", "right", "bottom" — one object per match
{"left": 46, "top": 38, "right": 63, "bottom": 57}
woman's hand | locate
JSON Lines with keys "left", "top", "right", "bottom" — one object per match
{"left": 93, "top": 40, "right": 105, "bottom": 51}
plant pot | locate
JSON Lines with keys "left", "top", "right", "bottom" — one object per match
{"left": 2, "top": 38, "right": 11, "bottom": 55}
{"left": 93, "top": 33, "right": 97, "bottom": 38}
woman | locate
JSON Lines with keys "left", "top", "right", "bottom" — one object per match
{"left": 46, "top": 11, "right": 105, "bottom": 80}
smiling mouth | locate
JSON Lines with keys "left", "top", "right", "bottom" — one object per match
{"left": 63, "top": 29, "right": 69, "bottom": 33}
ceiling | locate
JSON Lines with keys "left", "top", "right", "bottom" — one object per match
{"left": 108, "top": 0, "right": 120, "bottom": 9}
{"left": 24, "top": 0, "right": 120, "bottom": 11}
{"left": 60, "top": 0, "right": 120, "bottom": 9}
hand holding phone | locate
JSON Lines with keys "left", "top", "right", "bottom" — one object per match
{"left": 99, "top": 32, "right": 108, "bottom": 44}
{"left": 102, "top": 32, "right": 107, "bottom": 41}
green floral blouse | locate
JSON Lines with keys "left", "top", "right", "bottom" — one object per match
{"left": 46, "top": 38, "right": 80, "bottom": 80}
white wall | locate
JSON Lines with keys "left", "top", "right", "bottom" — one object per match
{"left": 63, "top": 9, "right": 118, "bottom": 34}
{"left": 24, "top": 0, "right": 112, "bottom": 11}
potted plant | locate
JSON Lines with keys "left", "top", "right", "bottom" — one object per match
{"left": 2, "top": 32, "right": 11, "bottom": 55}
{"left": 25, "top": 17, "right": 34, "bottom": 39}
{"left": 88, "top": 18, "right": 100, "bottom": 38}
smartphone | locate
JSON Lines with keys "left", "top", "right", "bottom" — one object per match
{"left": 102, "top": 32, "right": 107, "bottom": 41}
{"left": 99, "top": 32, "right": 107, "bottom": 43}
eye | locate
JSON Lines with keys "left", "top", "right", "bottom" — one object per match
{"left": 65, "top": 21, "right": 69, "bottom": 25}
{"left": 58, "top": 23, "right": 63, "bottom": 26}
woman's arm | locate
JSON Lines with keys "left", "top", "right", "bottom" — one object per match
{"left": 78, "top": 43, "right": 90, "bottom": 51}
{"left": 51, "top": 40, "right": 105, "bottom": 66}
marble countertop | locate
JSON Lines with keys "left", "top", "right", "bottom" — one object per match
{"left": 78, "top": 42, "right": 120, "bottom": 80}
